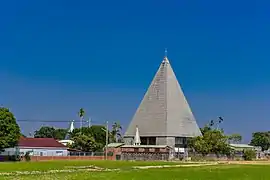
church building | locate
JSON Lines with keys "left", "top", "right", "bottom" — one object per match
{"left": 124, "top": 54, "right": 201, "bottom": 148}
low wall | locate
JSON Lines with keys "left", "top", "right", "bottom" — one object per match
{"left": 121, "top": 152, "right": 170, "bottom": 161}
{"left": 28, "top": 156, "right": 114, "bottom": 161}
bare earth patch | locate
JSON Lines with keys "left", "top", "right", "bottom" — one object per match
{"left": 133, "top": 162, "right": 219, "bottom": 169}
{"left": 0, "top": 166, "right": 112, "bottom": 176}
{"left": 222, "top": 161, "right": 270, "bottom": 165}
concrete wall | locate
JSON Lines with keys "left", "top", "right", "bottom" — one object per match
{"left": 26, "top": 156, "right": 114, "bottom": 161}
{"left": 1, "top": 147, "right": 68, "bottom": 156}
{"left": 0, "top": 148, "right": 18, "bottom": 156}
{"left": 20, "top": 148, "right": 68, "bottom": 156}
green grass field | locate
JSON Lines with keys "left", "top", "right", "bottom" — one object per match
{"left": 0, "top": 160, "right": 269, "bottom": 180}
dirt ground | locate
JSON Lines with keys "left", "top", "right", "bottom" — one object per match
{"left": 219, "top": 160, "right": 270, "bottom": 165}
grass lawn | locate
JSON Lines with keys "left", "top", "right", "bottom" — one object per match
{"left": 0, "top": 161, "right": 269, "bottom": 180}
{"left": 0, "top": 160, "right": 188, "bottom": 172}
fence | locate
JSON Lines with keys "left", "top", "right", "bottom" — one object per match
{"left": 28, "top": 155, "right": 114, "bottom": 161}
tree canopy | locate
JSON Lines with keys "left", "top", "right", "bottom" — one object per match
{"left": 34, "top": 126, "right": 67, "bottom": 140}
{"left": 189, "top": 126, "right": 230, "bottom": 156}
{"left": 250, "top": 132, "right": 270, "bottom": 151}
{"left": 68, "top": 121, "right": 124, "bottom": 152}
{"left": 189, "top": 119, "right": 233, "bottom": 157}
{"left": 69, "top": 134, "right": 98, "bottom": 152}
{"left": 70, "top": 125, "right": 106, "bottom": 152}
{"left": 228, "top": 133, "right": 242, "bottom": 144}
{"left": 0, "top": 107, "right": 21, "bottom": 150}
{"left": 110, "top": 122, "right": 123, "bottom": 143}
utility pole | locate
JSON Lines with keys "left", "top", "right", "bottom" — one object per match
{"left": 105, "top": 121, "right": 109, "bottom": 160}
{"left": 80, "top": 117, "right": 83, "bottom": 131}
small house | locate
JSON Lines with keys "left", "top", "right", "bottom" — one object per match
{"left": 18, "top": 137, "right": 68, "bottom": 156}
{"left": 1, "top": 137, "right": 68, "bottom": 156}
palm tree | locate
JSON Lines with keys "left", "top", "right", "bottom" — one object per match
{"left": 111, "top": 122, "right": 122, "bottom": 143}
{"left": 78, "top": 108, "right": 85, "bottom": 133}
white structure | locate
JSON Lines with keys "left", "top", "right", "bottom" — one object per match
{"left": 134, "top": 126, "right": 141, "bottom": 145}
{"left": 1, "top": 137, "right": 68, "bottom": 156}
{"left": 124, "top": 55, "right": 201, "bottom": 148}
{"left": 59, "top": 120, "right": 75, "bottom": 146}
{"left": 64, "top": 120, "right": 75, "bottom": 140}
{"left": 58, "top": 139, "right": 74, "bottom": 146}
{"left": 68, "top": 120, "right": 75, "bottom": 133}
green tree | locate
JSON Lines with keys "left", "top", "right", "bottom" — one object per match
{"left": 110, "top": 122, "right": 122, "bottom": 143}
{"left": 53, "top": 128, "right": 68, "bottom": 140}
{"left": 243, "top": 149, "right": 256, "bottom": 161}
{"left": 204, "top": 129, "right": 230, "bottom": 156}
{"left": 189, "top": 136, "right": 211, "bottom": 156}
{"left": 70, "top": 125, "right": 106, "bottom": 151}
{"left": 200, "top": 125, "right": 212, "bottom": 136}
{"left": 189, "top": 126, "right": 230, "bottom": 157}
{"left": 89, "top": 125, "right": 106, "bottom": 146}
{"left": 70, "top": 134, "right": 97, "bottom": 152}
{"left": 34, "top": 126, "right": 55, "bottom": 138}
{"left": 0, "top": 107, "right": 21, "bottom": 150}
{"left": 228, "top": 133, "right": 242, "bottom": 144}
{"left": 34, "top": 126, "right": 68, "bottom": 140}
{"left": 250, "top": 132, "right": 270, "bottom": 151}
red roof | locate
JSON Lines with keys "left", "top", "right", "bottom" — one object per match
{"left": 18, "top": 137, "right": 67, "bottom": 148}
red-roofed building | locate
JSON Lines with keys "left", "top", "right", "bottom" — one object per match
{"left": 1, "top": 137, "right": 68, "bottom": 156}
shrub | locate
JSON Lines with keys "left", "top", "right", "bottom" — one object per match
{"left": 8, "top": 155, "right": 21, "bottom": 161}
{"left": 107, "top": 151, "right": 114, "bottom": 156}
{"left": 190, "top": 154, "right": 204, "bottom": 161}
{"left": 24, "top": 151, "right": 31, "bottom": 162}
{"left": 243, "top": 149, "right": 256, "bottom": 161}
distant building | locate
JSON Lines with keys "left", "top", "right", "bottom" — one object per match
{"left": 124, "top": 55, "right": 201, "bottom": 148}
{"left": 229, "top": 144, "right": 255, "bottom": 151}
{"left": 1, "top": 137, "right": 68, "bottom": 156}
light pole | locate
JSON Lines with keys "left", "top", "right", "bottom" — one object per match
{"left": 105, "top": 121, "right": 109, "bottom": 160}
{"left": 102, "top": 121, "right": 109, "bottom": 160}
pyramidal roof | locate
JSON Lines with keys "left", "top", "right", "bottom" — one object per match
{"left": 124, "top": 56, "right": 201, "bottom": 137}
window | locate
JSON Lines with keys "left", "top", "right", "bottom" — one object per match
{"left": 140, "top": 137, "right": 156, "bottom": 145}
{"left": 175, "top": 137, "right": 184, "bottom": 144}
{"left": 140, "top": 137, "right": 147, "bottom": 145}
{"left": 148, "top": 137, "right": 156, "bottom": 145}
{"left": 56, "top": 151, "right": 63, "bottom": 156}
{"left": 175, "top": 137, "right": 187, "bottom": 148}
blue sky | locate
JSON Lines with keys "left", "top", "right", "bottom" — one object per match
{"left": 1, "top": 0, "right": 270, "bottom": 142}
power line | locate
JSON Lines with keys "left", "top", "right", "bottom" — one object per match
{"left": 17, "top": 120, "right": 71, "bottom": 122}
{"left": 16, "top": 119, "right": 105, "bottom": 126}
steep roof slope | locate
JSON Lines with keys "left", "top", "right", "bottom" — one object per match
{"left": 124, "top": 56, "right": 201, "bottom": 137}
{"left": 19, "top": 137, "right": 67, "bottom": 148}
